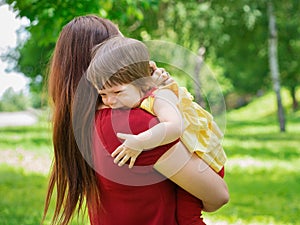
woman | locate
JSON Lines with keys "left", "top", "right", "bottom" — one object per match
{"left": 42, "top": 15, "right": 229, "bottom": 225}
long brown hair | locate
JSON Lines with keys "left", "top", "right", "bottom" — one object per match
{"left": 42, "top": 15, "right": 120, "bottom": 225}
{"left": 86, "top": 36, "right": 152, "bottom": 92}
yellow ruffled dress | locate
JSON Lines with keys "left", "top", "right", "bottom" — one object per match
{"left": 140, "top": 82, "right": 227, "bottom": 173}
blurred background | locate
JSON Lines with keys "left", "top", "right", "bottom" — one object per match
{"left": 0, "top": 0, "right": 299, "bottom": 224}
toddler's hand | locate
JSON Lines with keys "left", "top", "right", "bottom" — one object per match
{"left": 111, "top": 133, "right": 144, "bottom": 168}
{"left": 150, "top": 61, "right": 174, "bottom": 86}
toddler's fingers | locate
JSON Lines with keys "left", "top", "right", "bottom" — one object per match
{"left": 163, "top": 75, "right": 174, "bottom": 85}
{"left": 152, "top": 68, "right": 168, "bottom": 85}
{"left": 111, "top": 146, "right": 123, "bottom": 157}
{"left": 149, "top": 61, "right": 157, "bottom": 74}
{"left": 128, "top": 157, "right": 137, "bottom": 169}
{"left": 113, "top": 149, "right": 126, "bottom": 164}
{"left": 118, "top": 155, "right": 130, "bottom": 167}
{"left": 152, "top": 70, "right": 162, "bottom": 82}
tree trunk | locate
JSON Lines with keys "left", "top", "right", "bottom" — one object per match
{"left": 193, "top": 47, "right": 206, "bottom": 108}
{"left": 268, "top": 0, "right": 286, "bottom": 132}
{"left": 290, "top": 86, "right": 298, "bottom": 112}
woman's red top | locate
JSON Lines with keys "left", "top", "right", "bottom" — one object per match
{"left": 89, "top": 108, "right": 179, "bottom": 225}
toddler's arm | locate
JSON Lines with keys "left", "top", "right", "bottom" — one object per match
{"left": 111, "top": 89, "right": 184, "bottom": 168}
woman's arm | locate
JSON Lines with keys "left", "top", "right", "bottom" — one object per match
{"left": 154, "top": 141, "right": 229, "bottom": 212}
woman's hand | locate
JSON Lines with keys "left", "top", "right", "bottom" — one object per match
{"left": 150, "top": 61, "right": 174, "bottom": 86}
{"left": 111, "top": 133, "right": 144, "bottom": 168}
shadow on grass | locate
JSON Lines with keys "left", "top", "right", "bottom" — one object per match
{"left": 224, "top": 118, "right": 300, "bottom": 160}
{"left": 225, "top": 143, "right": 300, "bottom": 160}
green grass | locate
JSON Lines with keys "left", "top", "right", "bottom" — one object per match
{"left": 0, "top": 165, "right": 48, "bottom": 225}
{"left": 0, "top": 114, "right": 88, "bottom": 225}
{"left": 204, "top": 119, "right": 300, "bottom": 224}
{"left": 203, "top": 90, "right": 300, "bottom": 225}
{"left": 0, "top": 90, "right": 300, "bottom": 224}
{"left": 0, "top": 115, "right": 52, "bottom": 153}
{"left": 0, "top": 164, "right": 89, "bottom": 225}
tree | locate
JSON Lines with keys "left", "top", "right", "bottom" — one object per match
{"left": 2, "top": 0, "right": 299, "bottom": 119}
{"left": 2, "top": 0, "right": 160, "bottom": 94}
{"left": 267, "top": 0, "right": 285, "bottom": 132}
{"left": 275, "top": 0, "right": 300, "bottom": 111}
{"left": 0, "top": 87, "right": 29, "bottom": 112}
{"left": 193, "top": 47, "right": 206, "bottom": 107}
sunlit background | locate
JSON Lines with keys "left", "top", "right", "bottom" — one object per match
{"left": 0, "top": 4, "right": 29, "bottom": 98}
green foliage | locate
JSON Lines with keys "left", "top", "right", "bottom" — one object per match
{"left": 2, "top": 1, "right": 300, "bottom": 117}
{"left": 0, "top": 87, "right": 29, "bottom": 112}
{"left": 2, "top": 0, "right": 160, "bottom": 94}
{"left": 154, "top": 0, "right": 299, "bottom": 97}
{"left": 276, "top": 0, "right": 300, "bottom": 93}
{"left": 3, "top": 0, "right": 104, "bottom": 93}
{"left": 208, "top": 1, "right": 270, "bottom": 94}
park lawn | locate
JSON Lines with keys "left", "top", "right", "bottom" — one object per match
{"left": 0, "top": 114, "right": 89, "bottom": 225}
{"left": 0, "top": 91, "right": 300, "bottom": 225}
{"left": 203, "top": 118, "right": 300, "bottom": 225}
{"left": 0, "top": 114, "right": 52, "bottom": 153}
{"left": 0, "top": 164, "right": 90, "bottom": 225}
{"left": 204, "top": 91, "right": 300, "bottom": 225}
{"left": 0, "top": 165, "right": 49, "bottom": 225}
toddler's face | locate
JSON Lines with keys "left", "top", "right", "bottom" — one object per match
{"left": 99, "top": 84, "right": 142, "bottom": 109}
